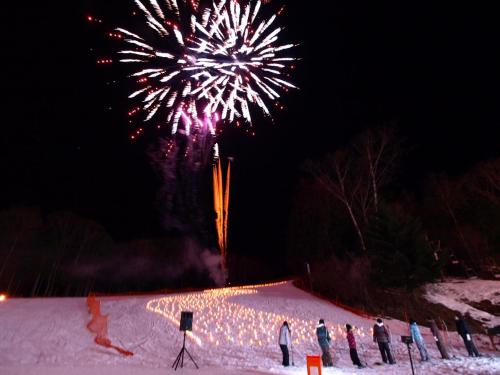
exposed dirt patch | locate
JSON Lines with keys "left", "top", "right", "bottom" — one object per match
{"left": 468, "top": 299, "right": 500, "bottom": 317}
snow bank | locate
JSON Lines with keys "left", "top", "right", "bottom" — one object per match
{"left": 0, "top": 281, "right": 498, "bottom": 375}
{"left": 425, "top": 278, "right": 500, "bottom": 328}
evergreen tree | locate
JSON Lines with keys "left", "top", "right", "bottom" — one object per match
{"left": 366, "top": 204, "right": 439, "bottom": 289}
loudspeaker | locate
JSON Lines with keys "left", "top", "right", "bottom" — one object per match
{"left": 401, "top": 335, "right": 413, "bottom": 345}
{"left": 180, "top": 311, "right": 193, "bottom": 331}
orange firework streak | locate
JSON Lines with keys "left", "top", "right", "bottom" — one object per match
{"left": 213, "top": 159, "right": 231, "bottom": 275}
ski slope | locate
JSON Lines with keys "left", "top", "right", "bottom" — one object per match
{"left": 0, "top": 281, "right": 498, "bottom": 374}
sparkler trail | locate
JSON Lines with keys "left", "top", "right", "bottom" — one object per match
{"left": 113, "top": 0, "right": 298, "bottom": 137}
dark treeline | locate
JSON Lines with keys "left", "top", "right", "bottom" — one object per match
{"left": 0, "top": 208, "right": 228, "bottom": 296}
{"left": 287, "top": 127, "right": 499, "bottom": 310}
{"left": 1, "top": 127, "right": 499, "bottom": 299}
{"left": 0, "top": 207, "right": 277, "bottom": 296}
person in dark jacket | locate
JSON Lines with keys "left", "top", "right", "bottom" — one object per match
{"left": 428, "top": 318, "right": 450, "bottom": 359}
{"left": 316, "top": 319, "right": 333, "bottom": 367}
{"left": 409, "top": 319, "right": 429, "bottom": 361}
{"left": 373, "top": 318, "right": 395, "bottom": 364}
{"left": 455, "top": 315, "right": 481, "bottom": 357}
{"left": 278, "top": 321, "right": 291, "bottom": 366}
{"left": 346, "top": 324, "right": 364, "bottom": 368}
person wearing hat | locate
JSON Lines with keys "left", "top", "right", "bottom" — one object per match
{"left": 316, "top": 319, "right": 334, "bottom": 367}
{"left": 346, "top": 324, "right": 364, "bottom": 368}
{"left": 373, "top": 318, "right": 395, "bottom": 364}
{"left": 455, "top": 314, "right": 481, "bottom": 357}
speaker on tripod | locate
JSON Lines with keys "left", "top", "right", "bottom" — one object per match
{"left": 172, "top": 311, "right": 199, "bottom": 371}
{"left": 401, "top": 336, "right": 415, "bottom": 375}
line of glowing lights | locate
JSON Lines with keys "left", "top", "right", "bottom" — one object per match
{"left": 146, "top": 282, "right": 369, "bottom": 350}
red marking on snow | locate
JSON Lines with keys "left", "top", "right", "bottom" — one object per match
{"left": 86, "top": 295, "right": 133, "bottom": 356}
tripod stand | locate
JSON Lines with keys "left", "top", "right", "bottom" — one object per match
{"left": 405, "top": 342, "right": 416, "bottom": 375}
{"left": 172, "top": 331, "right": 199, "bottom": 371}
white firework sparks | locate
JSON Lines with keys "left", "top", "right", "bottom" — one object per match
{"left": 117, "top": 0, "right": 298, "bottom": 135}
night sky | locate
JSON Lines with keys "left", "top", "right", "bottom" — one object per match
{"left": 2, "top": 1, "right": 500, "bottom": 271}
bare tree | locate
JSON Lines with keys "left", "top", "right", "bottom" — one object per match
{"left": 429, "top": 174, "right": 475, "bottom": 268}
{"left": 0, "top": 208, "right": 44, "bottom": 294}
{"left": 305, "top": 127, "right": 402, "bottom": 253}
{"left": 306, "top": 150, "right": 368, "bottom": 252}
{"left": 354, "top": 127, "right": 401, "bottom": 214}
{"left": 468, "top": 158, "right": 500, "bottom": 206}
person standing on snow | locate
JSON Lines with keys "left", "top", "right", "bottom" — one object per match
{"left": 373, "top": 318, "right": 395, "bottom": 364}
{"left": 316, "top": 319, "right": 334, "bottom": 367}
{"left": 345, "top": 324, "right": 364, "bottom": 368}
{"left": 409, "top": 319, "right": 429, "bottom": 361}
{"left": 427, "top": 317, "right": 450, "bottom": 359}
{"left": 455, "top": 315, "right": 481, "bottom": 357}
{"left": 278, "top": 321, "right": 291, "bottom": 366}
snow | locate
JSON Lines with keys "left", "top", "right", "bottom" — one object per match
{"left": 424, "top": 278, "right": 500, "bottom": 328}
{"left": 0, "top": 281, "right": 498, "bottom": 375}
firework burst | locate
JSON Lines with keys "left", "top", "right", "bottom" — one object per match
{"left": 115, "top": 0, "right": 297, "bottom": 136}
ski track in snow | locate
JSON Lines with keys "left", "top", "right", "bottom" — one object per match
{"left": 0, "top": 281, "right": 498, "bottom": 374}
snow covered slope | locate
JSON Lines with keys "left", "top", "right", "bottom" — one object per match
{"left": 425, "top": 278, "right": 500, "bottom": 328}
{"left": 0, "top": 281, "right": 498, "bottom": 374}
